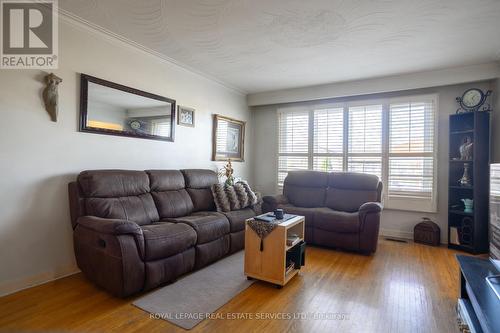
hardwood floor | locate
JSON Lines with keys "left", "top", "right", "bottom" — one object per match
{"left": 0, "top": 239, "right": 461, "bottom": 333}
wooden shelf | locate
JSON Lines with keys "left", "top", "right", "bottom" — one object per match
{"left": 449, "top": 209, "right": 474, "bottom": 217}
{"left": 245, "top": 215, "right": 305, "bottom": 287}
{"left": 450, "top": 159, "right": 473, "bottom": 163}
{"left": 284, "top": 268, "right": 300, "bottom": 284}
{"left": 448, "top": 243, "right": 474, "bottom": 252}
{"left": 448, "top": 111, "right": 490, "bottom": 255}
{"left": 285, "top": 238, "right": 303, "bottom": 251}
{"left": 450, "top": 130, "right": 474, "bottom": 135}
{"left": 449, "top": 185, "right": 473, "bottom": 190}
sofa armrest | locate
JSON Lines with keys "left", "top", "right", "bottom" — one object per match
{"left": 358, "top": 202, "right": 383, "bottom": 254}
{"left": 77, "top": 216, "right": 143, "bottom": 236}
{"left": 262, "top": 194, "right": 288, "bottom": 212}
{"left": 359, "top": 202, "right": 383, "bottom": 216}
{"left": 73, "top": 217, "right": 145, "bottom": 297}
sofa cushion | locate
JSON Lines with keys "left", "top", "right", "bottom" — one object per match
{"left": 328, "top": 172, "right": 380, "bottom": 190}
{"left": 278, "top": 204, "right": 317, "bottom": 228}
{"left": 186, "top": 188, "right": 215, "bottom": 212}
{"left": 325, "top": 189, "right": 378, "bottom": 213}
{"left": 326, "top": 172, "right": 380, "bottom": 212}
{"left": 151, "top": 190, "right": 194, "bottom": 218}
{"left": 221, "top": 208, "right": 255, "bottom": 232}
{"left": 165, "top": 212, "right": 230, "bottom": 244}
{"left": 141, "top": 222, "right": 197, "bottom": 261}
{"left": 146, "top": 170, "right": 195, "bottom": 218}
{"left": 182, "top": 169, "right": 218, "bottom": 212}
{"left": 147, "top": 170, "right": 186, "bottom": 191}
{"left": 285, "top": 170, "right": 329, "bottom": 187}
{"left": 85, "top": 193, "right": 159, "bottom": 225}
{"left": 78, "top": 170, "right": 150, "bottom": 198}
{"left": 283, "top": 171, "right": 328, "bottom": 208}
{"left": 314, "top": 208, "right": 360, "bottom": 233}
{"left": 182, "top": 169, "right": 218, "bottom": 188}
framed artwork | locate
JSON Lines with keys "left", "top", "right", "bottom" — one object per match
{"left": 177, "top": 106, "right": 195, "bottom": 127}
{"left": 212, "top": 114, "right": 245, "bottom": 162}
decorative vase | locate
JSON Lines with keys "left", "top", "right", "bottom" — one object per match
{"left": 225, "top": 176, "right": 235, "bottom": 186}
{"left": 461, "top": 199, "right": 473, "bottom": 213}
{"left": 459, "top": 163, "right": 471, "bottom": 187}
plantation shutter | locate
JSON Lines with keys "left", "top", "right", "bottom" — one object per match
{"left": 347, "top": 105, "right": 383, "bottom": 179}
{"left": 277, "top": 109, "right": 309, "bottom": 189}
{"left": 387, "top": 97, "right": 436, "bottom": 211}
{"left": 275, "top": 94, "right": 438, "bottom": 212}
{"left": 313, "top": 107, "right": 344, "bottom": 172}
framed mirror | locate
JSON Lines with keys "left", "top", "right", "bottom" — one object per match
{"left": 212, "top": 114, "right": 245, "bottom": 161}
{"left": 80, "top": 74, "right": 176, "bottom": 142}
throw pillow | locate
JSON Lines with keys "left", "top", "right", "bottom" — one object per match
{"left": 211, "top": 181, "right": 259, "bottom": 212}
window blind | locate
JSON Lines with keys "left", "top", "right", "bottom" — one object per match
{"left": 387, "top": 98, "right": 436, "bottom": 211}
{"left": 313, "top": 107, "right": 344, "bottom": 172}
{"left": 347, "top": 105, "right": 383, "bottom": 179}
{"left": 276, "top": 94, "right": 437, "bottom": 212}
{"left": 277, "top": 110, "right": 309, "bottom": 188}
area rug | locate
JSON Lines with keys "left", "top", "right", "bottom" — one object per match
{"left": 133, "top": 251, "right": 254, "bottom": 330}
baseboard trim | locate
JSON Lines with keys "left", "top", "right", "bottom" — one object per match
{"left": 379, "top": 228, "right": 449, "bottom": 245}
{"left": 0, "top": 264, "right": 80, "bottom": 297}
{"left": 380, "top": 228, "right": 413, "bottom": 240}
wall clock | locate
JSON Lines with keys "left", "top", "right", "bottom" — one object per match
{"left": 456, "top": 88, "right": 492, "bottom": 113}
{"left": 129, "top": 120, "right": 141, "bottom": 130}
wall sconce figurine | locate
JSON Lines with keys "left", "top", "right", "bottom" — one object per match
{"left": 42, "top": 73, "right": 63, "bottom": 122}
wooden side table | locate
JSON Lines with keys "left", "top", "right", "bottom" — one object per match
{"left": 244, "top": 215, "right": 305, "bottom": 287}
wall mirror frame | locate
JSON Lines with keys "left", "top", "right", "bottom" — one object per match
{"left": 79, "top": 74, "right": 176, "bottom": 142}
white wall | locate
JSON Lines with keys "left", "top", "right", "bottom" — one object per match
{"left": 251, "top": 81, "right": 496, "bottom": 241}
{"left": 0, "top": 20, "right": 252, "bottom": 296}
{"left": 247, "top": 63, "right": 500, "bottom": 106}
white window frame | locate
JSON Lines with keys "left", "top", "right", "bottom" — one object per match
{"left": 276, "top": 94, "right": 438, "bottom": 213}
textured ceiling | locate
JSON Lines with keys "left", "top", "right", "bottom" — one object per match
{"left": 59, "top": 0, "right": 500, "bottom": 93}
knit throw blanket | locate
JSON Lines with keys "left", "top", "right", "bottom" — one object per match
{"left": 247, "top": 219, "right": 284, "bottom": 251}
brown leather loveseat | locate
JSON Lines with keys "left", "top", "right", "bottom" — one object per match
{"left": 262, "top": 171, "right": 383, "bottom": 254}
{"left": 68, "top": 169, "right": 260, "bottom": 297}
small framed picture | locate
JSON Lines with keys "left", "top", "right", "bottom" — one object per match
{"left": 177, "top": 106, "right": 195, "bottom": 127}
{"left": 212, "top": 114, "right": 245, "bottom": 162}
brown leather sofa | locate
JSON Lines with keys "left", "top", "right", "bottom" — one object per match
{"left": 262, "top": 171, "right": 383, "bottom": 254}
{"left": 68, "top": 169, "right": 259, "bottom": 297}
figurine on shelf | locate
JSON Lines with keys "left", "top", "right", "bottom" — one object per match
{"left": 459, "top": 163, "right": 472, "bottom": 187}
{"left": 459, "top": 136, "right": 473, "bottom": 160}
{"left": 218, "top": 159, "right": 235, "bottom": 186}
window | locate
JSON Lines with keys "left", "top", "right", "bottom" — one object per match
{"left": 151, "top": 119, "right": 171, "bottom": 137}
{"left": 277, "top": 94, "right": 438, "bottom": 212}
{"left": 277, "top": 109, "right": 309, "bottom": 187}
{"left": 387, "top": 97, "right": 436, "bottom": 211}
{"left": 313, "top": 107, "right": 343, "bottom": 172}
{"left": 348, "top": 105, "right": 383, "bottom": 179}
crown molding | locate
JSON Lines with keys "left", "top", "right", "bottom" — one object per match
{"left": 57, "top": 8, "right": 247, "bottom": 96}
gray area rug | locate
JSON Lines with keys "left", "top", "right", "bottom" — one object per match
{"left": 133, "top": 251, "right": 254, "bottom": 330}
